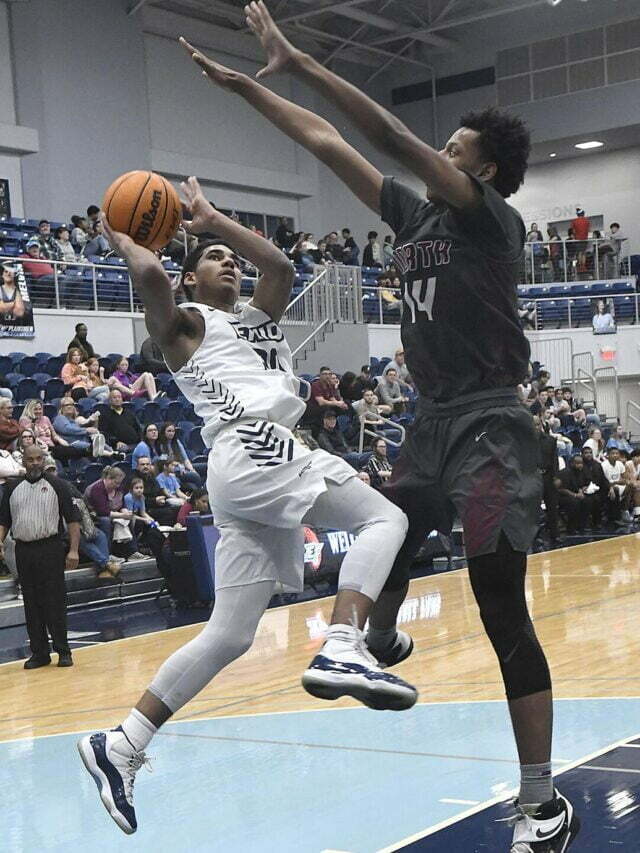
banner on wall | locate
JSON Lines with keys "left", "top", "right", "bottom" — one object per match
{"left": 0, "top": 262, "right": 35, "bottom": 338}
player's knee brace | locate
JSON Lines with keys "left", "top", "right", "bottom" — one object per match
{"left": 467, "top": 535, "right": 551, "bottom": 701}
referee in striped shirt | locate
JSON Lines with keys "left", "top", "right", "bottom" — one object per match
{"left": 0, "top": 445, "right": 80, "bottom": 669}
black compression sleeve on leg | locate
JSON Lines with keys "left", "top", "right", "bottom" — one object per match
{"left": 467, "top": 533, "right": 551, "bottom": 701}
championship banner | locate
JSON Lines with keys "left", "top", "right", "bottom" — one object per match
{"left": 1, "top": 261, "right": 35, "bottom": 338}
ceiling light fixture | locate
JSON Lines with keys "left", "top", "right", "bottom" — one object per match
{"left": 549, "top": 152, "right": 557, "bottom": 157}
{"left": 575, "top": 140, "right": 604, "bottom": 149}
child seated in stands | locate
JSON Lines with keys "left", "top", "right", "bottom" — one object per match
{"left": 156, "top": 459, "right": 188, "bottom": 506}
{"left": 176, "top": 488, "right": 211, "bottom": 526}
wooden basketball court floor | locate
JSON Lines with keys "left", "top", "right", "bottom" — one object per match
{"left": 1, "top": 534, "right": 640, "bottom": 851}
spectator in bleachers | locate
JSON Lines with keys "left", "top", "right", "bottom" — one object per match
{"left": 556, "top": 453, "right": 600, "bottom": 534}
{"left": 1, "top": 262, "right": 26, "bottom": 322}
{"left": 532, "top": 369, "right": 551, "bottom": 394}
{"left": 376, "top": 368, "right": 408, "bottom": 414}
{"left": 525, "top": 226, "right": 546, "bottom": 284}
{"left": 624, "top": 448, "right": 640, "bottom": 519}
{"left": 12, "top": 428, "right": 45, "bottom": 462}
{"left": 306, "top": 365, "right": 349, "bottom": 427}
{"left": 560, "top": 386, "right": 599, "bottom": 427}
{"left": 54, "top": 227, "right": 76, "bottom": 265}
{"left": 341, "top": 228, "right": 359, "bottom": 265}
{"left": 534, "top": 416, "right": 560, "bottom": 543}
{"left": 362, "top": 231, "right": 382, "bottom": 268}
{"left": 20, "top": 238, "right": 56, "bottom": 282}
{"left": 608, "top": 222, "right": 627, "bottom": 276}
{"left": 99, "top": 389, "right": 141, "bottom": 451}
{"left": 124, "top": 477, "right": 170, "bottom": 569}
{"left": 529, "top": 389, "right": 551, "bottom": 417}
{"left": 67, "top": 322, "right": 95, "bottom": 360}
{"left": 82, "top": 219, "right": 110, "bottom": 258}
{"left": 19, "top": 400, "right": 92, "bottom": 467}
{"left": 176, "top": 488, "right": 210, "bottom": 525}
{"left": 316, "top": 410, "right": 353, "bottom": 458}
{"left": 156, "top": 459, "right": 188, "bottom": 505}
{"left": 337, "top": 371, "right": 359, "bottom": 404}
{"left": 134, "top": 455, "right": 178, "bottom": 525}
{"left": 0, "top": 399, "right": 20, "bottom": 451}
{"left": 85, "top": 358, "right": 110, "bottom": 402}
{"left": 313, "top": 239, "right": 334, "bottom": 265}
{"left": 274, "top": 216, "right": 295, "bottom": 251}
{"left": 325, "top": 231, "right": 344, "bottom": 263}
{"left": 139, "top": 337, "right": 168, "bottom": 376}
{"left": 383, "top": 348, "right": 413, "bottom": 389}
{"left": 601, "top": 447, "right": 632, "bottom": 525}
{"left": 606, "top": 424, "right": 633, "bottom": 457}
{"left": 132, "top": 423, "right": 162, "bottom": 468}
{"left": 53, "top": 398, "right": 104, "bottom": 458}
{"left": 352, "top": 365, "right": 375, "bottom": 399}
{"left": 366, "top": 438, "right": 392, "bottom": 491}
{"left": 86, "top": 205, "right": 100, "bottom": 228}
{"left": 108, "top": 356, "right": 159, "bottom": 401}
{"left": 571, "top": 207, "right": 590, "bottom": 276}
{"left": 383, "top": 235, "right": 394, "bottom": 268}
{"left": 352, "top": 389, "right": 392, "bottom": 424}
{"left": 377, "top": 273, "right": 401, "bottom": 311}
{"left": 70, "top": 215, "right": 89, "bottom": 252}
{"left": 84, "top": 466, "right": 132, "bottom": 551}
{"left": 35, "top": 220, "right": 62, "bottom": 262}
{"left": 583, "top": 426, "right": 606, "bottom": 461}
{"left": 0, "top": 376, "right": 12, "bottom": 402}
{"left": 60, "top": 347, "right": 91, "bottom": 400}
{"left": 158, "top": 422, "right": 202, "bottom": 489}
{"left": 546, "top": 226, "right": 563, "bottom": 281}
{"left": 0, "top": 445, "right": 24, "bottom": 485}
{"left": 517, "top": 300, "right": 536, "bottom": 330}
{"left": 592, "top": 299, "right": 615, "bottom": 334}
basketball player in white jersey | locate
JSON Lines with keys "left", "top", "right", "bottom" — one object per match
{"left": 77, "top": 177, "right": 417, "bottom": 834}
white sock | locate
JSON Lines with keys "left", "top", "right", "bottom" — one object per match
{"left": 119, "top": 708, "right": 157, "bottom": 752}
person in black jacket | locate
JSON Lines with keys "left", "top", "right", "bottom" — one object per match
{"left": 134, "top": 456, "right": 178, "bottom": 525}
{"left": 99, "top": 389, "right": 141, "bottom": 451}
{"left": 556, "top": 454, "right": 599, "bottom": 534}
{"left": 534, "top": 417, "right": 560, "bottom": 543}
{"left": 315, "top": 410, "right": 353, "bottom": 458}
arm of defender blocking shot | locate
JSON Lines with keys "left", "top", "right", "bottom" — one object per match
{"left": 179, "top": 38, "right": 383, "bottom": 217}
{"left": 180, "top": 176, "right": 294, "bottom": 323}
{"left": 244, "top": 1, "right": 478, "bottom": 210}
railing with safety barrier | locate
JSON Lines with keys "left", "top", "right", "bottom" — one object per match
{"left": 521, "top": 237, "right": 631, "bottom": 286}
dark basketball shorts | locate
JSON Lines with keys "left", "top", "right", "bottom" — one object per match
{"left": 381, "top": 388, "right": 542, "bottom": 582}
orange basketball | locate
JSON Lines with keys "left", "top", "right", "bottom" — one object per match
{"left": 102, "top": 170, "right": 182, "bottom": 251}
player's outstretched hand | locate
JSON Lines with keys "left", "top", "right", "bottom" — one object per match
{"left": 179, "top": 37, "right": 249, "bottom": 92}
{"left": 244, "top": 1, "right": 300, "bottom": 80}
{"left": 180, "top": 176, "right": 215, "bottom": 235}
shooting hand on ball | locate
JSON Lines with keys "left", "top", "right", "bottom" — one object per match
{"left": 101, "top": 213, "right": 136, "bottom": 257}
{"left": 180, "top": 176, "right": 216, "bottom": 235}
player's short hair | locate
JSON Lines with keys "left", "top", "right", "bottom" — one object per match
{"left": 459, "top": 107, "right": 530, "bottom": 198}
{"left": 181, "top": 239, "right": 235, "bottom": 298}
{"left": 367, "top": 231, "right": 378, "bottom": 240}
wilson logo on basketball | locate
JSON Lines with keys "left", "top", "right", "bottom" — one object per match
{"left": 134, "top": 190, "right": 162, "bottom": 242}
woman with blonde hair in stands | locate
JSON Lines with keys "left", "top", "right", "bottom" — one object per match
{"left": 108, "top": 355, "right": 159, "bottom": 401}
{"left": 583, "top": 426, "right": 606, "bottom": 462}
{"left": 61, "top": 347, "right": 91, "bottom": 401}
{"left": 52, "top": 397, "right": 105, "bottom": 458}
{"left": 19, "top": 399, "right": 93, "bottom": 466}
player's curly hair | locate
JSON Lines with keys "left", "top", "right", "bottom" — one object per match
{"left": 459, "top": 107, "right": 530, "bottom": 198}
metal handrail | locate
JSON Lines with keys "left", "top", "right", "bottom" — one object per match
{"left": 290, "top": 319, "right": 330, "bottom": 359}
{"left": 626, "top": 400, "right": 640, "bottom": 439}
{"left": 283, "top": 267, "right": 327, "bottom": 315}
{"left": 358, "top": 413, "right": 406, "bottom": 453}
{"left": 522, "top": 236, "right": 632, "bottom": 286}
{"left": 594, "top": 366, "right": 620, "bottom": 423}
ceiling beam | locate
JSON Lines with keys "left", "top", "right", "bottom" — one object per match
{"left": 369, "top": 0, "right": 551, "bottom": 46}
{"left": 128, "top": 0, "right": 150, "bottom": 14}
{"left": 322, "top": 0, "right": 395, "bottom": 66}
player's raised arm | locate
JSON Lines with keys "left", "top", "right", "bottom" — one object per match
{"left": 244, "top": 1, "right": 478, "bottom": 209}
{"left": 179, "top": 37, "right": 383, "bottom": 216}
{"left": 181, "top": 176, "right": 294, "bottom": 322}
{"left": 101, "top": 215, "right": 201, "bottom": 359}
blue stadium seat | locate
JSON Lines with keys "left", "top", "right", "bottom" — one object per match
{"left": 15, "top": 378, "right": 39, "bottom": 402}
{"left": 81, "top": 463, "right": 104, "bottom": 489}
{"left": 31, "top": 372, "right": 53, "bottom": 389}
{"left": 76, "top": 397, "right": 98, "bottom": 416}
{"left": 5, "top": 372, "right": 22, "bottom": 388}
{"left": 0, "top": 355, "right": 12, "bottom": 375}
{"left": 187, "top": 427, "right": 205, "bottom": 456}
{"left": 34, "top": 352, "right": 53, "bottom": 364}
{"left": 43, "top": 404, "right": 56, "bottom": 420}
{"left": 45, "top": 355, "right": 65, "bottom": 376}
{"left": 8, "top": 352, "right": 26, "bottom": 364}
{"left": 164, "top": 400, "right": 185, "bottom": 422}
{"left": 613, "top": 295, "right": 636, "bottom": 323}
{"left": 44, "top": 378, "right": 66, "bottom": 401}
{"left": 18, "top": 356, "right": 39, "bottom": 376}
{"left": 177, "top": 421, "right": 195, "bottom": 442}
{"left": 140, "top": 401, "right": 162, "bottom": 425}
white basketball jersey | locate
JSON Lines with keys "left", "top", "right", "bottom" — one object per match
{"left": 169, "top": 301, "right": 307, "bottom": 447}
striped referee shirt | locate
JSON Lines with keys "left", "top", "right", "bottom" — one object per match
{"left": 0, "top": 473, "right": 80, "bottom": 542}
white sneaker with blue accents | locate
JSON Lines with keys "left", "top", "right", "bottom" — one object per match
{"left": 77, "top": 726, "right": 151, "bottom": 834}
{"left": 301, "top": 624, "right": 418, "bottom": 711}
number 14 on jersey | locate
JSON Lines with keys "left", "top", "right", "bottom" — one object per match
{"left": 404, "top": 277, "right": 437, "bottom": 323}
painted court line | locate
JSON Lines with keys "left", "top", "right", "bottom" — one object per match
{"left": 377, "top": 730, "right": 640, "bottom": 853}
{"left": 582, "top": 765, "right": 640, "bottom": 775}
{"left": 439, "top": 798, "right": 480, "bottom": 806}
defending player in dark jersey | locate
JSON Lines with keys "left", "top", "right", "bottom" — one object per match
{"left": 175, "top": 5, "right": 581, "bottom": 850}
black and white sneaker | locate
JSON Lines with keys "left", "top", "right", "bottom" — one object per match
{"left": 302, "top": 625, "right": 418, "bottom": 711}
{"left": 77, "top": 726, "right": 151, "bottom": 834}
{"left": 365, "top": 630, "right": 414, "bottom": 669}
{"left": 510, "top": 789, "right": 580, "bottom": 852}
